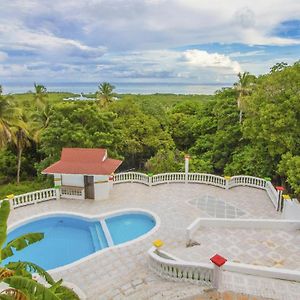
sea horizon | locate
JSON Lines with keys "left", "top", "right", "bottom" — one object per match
{"left": 1, "top": 82, "right": 231, "bottom": 95}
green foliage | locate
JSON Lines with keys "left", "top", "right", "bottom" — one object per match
{"left": 0, "top": 201, "right": 10, "bottom": 262}
{"left": 1, "top": 64, "right": 300, "bottom": 195}
{"left": 3, "top": 276, "right": 61, "bottom": 300}
{"left": 0, "top": 181, "right": 51, "bottom": 200}
{"left": 145, "top": 149, "right": 184, "bottom": 174}
{"left": 278, "top": 153, "right": 300, "bottom": 195}
{"left": 2, "top": 233, "right": 44, "bottom": 260}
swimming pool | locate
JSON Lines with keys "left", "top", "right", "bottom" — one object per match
{"left": 3, "top": 212, "right": 156, "bottom": 270}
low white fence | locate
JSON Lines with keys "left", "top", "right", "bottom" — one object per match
{"left": 114, "top": 172, "right": 149, "bottom": 185}
{"left": 60, "top": 186, "right": 85, "bottom": 200}
{"left": 148, "top": 247, "right": 213, "bottom": 286}
{"left": 148, "top": 246, "right": 300, "bottom": 287}
{"left": 228, "top": 175, "right": 266, "bottom": 189}
{"left": 8, "top": 188, "right": 58, "bottom": 209}
{"left": 188, "top": 173, "right": 226, "bottom": 188}
{"left": 114, "top": 172, "right": 267, "bottom": 190}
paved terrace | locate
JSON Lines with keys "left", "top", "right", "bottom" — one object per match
{"left": 7, "top": 183, "right": 299, "bottom": 300}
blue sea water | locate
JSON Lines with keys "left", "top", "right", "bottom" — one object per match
{"left": 2, "top": 82, "right": 228, "bottom": 95}
{"left": 2, "top": 213, "right": 155, "bottom": 270}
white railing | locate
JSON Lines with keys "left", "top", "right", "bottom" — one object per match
{"left": 148, "top": 247, "right": 213, "bottom": 286}
{"left": 10, "top": 188, "right": 58, "bottom": 208}
{"left": 228, "top": 175, "right": 266, "bottom": 189}
{"left": 113, "top": 172, "right": 149, "bottom": 185}
{"left": 60, "top": 186, "right": 85, "bottom": 200}
{"left": 152, "top": 173, "right": 185, "bottom": 185}
{"left": 265, "top": 181, "right": 278, "bottom": 208}
{"left": 223, "top": 261, "right": 300, "bottom": 282}
{"left": 188, "top": 173, "right": 226, "bottom": 188}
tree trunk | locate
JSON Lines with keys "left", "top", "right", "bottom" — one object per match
{"left": 17, "top": 142, "right": 23, "bottom": 184}
{"left": 239, "top": 109, "right": 243, "bottom": 124}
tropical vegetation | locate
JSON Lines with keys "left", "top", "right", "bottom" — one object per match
{"left": 0, "top": 61, "right": 300, "bottom": 198}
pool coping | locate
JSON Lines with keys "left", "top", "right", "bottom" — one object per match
{"left": 7, "top": 207, "right": 161, "bottom": 274}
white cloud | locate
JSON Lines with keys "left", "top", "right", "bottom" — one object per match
{"left": 0, "top": 51, "right": 8, "bottom": 62}
{"left": 0, "top": 0, "right": 299, "bottom": 85}
{"left": 182, "top": 50, "right": 242, "bottom": 73}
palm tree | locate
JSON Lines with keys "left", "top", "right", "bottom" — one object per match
{"left": 31, "top": 103, "right": 53, "bottom": 143}
{"left": 234, "top": 72, "right": 256, "bottom": 123}
{"left": 97, "top": 82, "right": 115, "bottom": 107}
{"left": 10, "top": 110, "right": 33, "bottom": 184}
{"left": 0, "top": 201, "right": 80, "bottom": 300}
{"left": 33, "top": 83, "right": 48, "bottom": 109}
{"left": 0, "top": 91, "right": 19, "bottom": 148}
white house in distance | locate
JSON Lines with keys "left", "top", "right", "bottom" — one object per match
{"left": 42, "top": 148, "right": 122, "bottom": 201}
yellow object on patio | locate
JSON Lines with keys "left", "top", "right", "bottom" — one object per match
{"left": 153, "top": 239, "right": 164, "bottom": 248}
{"left": 224, "top": 176, "right": 231, "bottom": 180}
{"left": 282, "top": 194, "right": 291, "bottom": 200}
{"left": 6, "top": 194, "right": 14, "bottom": 200}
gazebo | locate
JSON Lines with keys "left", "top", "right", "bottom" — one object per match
{"left": 42, "top": 148, "right": 122, "bottom": 200}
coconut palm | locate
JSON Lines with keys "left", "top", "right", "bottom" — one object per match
{"left": 0, "top": 91, "right": 19, "bottom": 148}
{"left": 0, "top": 201, "right": 79, "bottom": 300}
{"left": 234, "top": 72, "right": 256, "bottom": 123}
{"left": 10, "top": 109, "right": 33, "bottom": 184}
{"left": 97, "top": 82, "right": 115, "bottom": 107}
{"left": 31, "top": 103, "right": 53, "bottom": 143}
{"left": 33, "top": 83, "right": 48, "bottom": 109}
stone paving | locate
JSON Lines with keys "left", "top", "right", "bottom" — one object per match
{"left": 7, "top": 183, "right": 298, "bottom": 300}
{"left": 170, "top": 227, "right": 300, "bottom": 270}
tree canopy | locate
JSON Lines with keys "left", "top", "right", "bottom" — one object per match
{"left": 0, "top": 61, "right": 300, "bottom": 197}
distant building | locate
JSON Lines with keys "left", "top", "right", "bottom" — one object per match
{"left": 42, "top": 148, "right": 122, "bottom": 200}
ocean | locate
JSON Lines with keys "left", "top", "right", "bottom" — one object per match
{"left": 2, "top": 82, "right": 230, "bottom": 95}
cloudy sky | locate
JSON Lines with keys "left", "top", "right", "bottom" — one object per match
{"left": 0, "top": 0, "right": 299, "bottom": 89}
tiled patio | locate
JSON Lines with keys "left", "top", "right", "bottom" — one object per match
{"left": 7, "top": 183, "right": 298, "bottom": 300}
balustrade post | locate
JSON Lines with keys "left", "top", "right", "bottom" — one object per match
{"left": 224, "top": 176, "right": 231, "bottom": 190}
{"left": 185, "top": 154, "right": 190, "bottom": 184}
{"left": 210, "top": 254, "right": 227, "bottom": 290}
{"left": 55, "top": 186, "right": 61, "bottom": 200}
{"left": 275, "top": 186, "right": 284, "bottom": 211}
{"left": 148, "top": 173, "right": 153, "bottom": 186}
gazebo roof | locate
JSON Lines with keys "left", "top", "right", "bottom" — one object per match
{"left": 42, "top": 148, "right": 122, "bottom": 175}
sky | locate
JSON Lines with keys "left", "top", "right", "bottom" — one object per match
{"left": 0, "top": 0, "right": 300, "bottom": 89}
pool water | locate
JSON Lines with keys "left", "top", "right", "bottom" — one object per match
{"left": 3, "top": 213, "right": 155, "bottom": 270}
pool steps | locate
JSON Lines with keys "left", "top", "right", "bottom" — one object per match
{"left": 95, "top": 222, "right": 109, "bottom": 249}
{"left": 100, "top": 219, "right": 114, "bottom": 247}
{"left": 89, "top": 225, "right": 102, "bottom": 251}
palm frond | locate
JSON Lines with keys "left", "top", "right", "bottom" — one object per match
{"left": 4, "top": 276, "right": 60, "bottom": 300}
{"left": 5, "top": 262, "right": 55, "bottom": 285}
{"left": 1, "top": 233, "right": 44, "bottom": 260}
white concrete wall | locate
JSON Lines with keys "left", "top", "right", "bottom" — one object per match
{"left": 61, "top": 174, "right": 84, "bottom": 187}
{"left": 94, "top": 175, "right": 110, "bottom": 200}
{"left": 282, "top": 199, "right": 300, "bottom": 220}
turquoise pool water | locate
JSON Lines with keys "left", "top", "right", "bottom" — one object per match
{"left": 3, "top": 213, "right": 155, "bottom": 270}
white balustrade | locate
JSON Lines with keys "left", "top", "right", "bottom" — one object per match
{"left": 265, "top": 181, "right": 278, "bottom": 208}
{"left": 187, "top": 173, "right": 226, "bottom": 188}
{"left": 228, "top": 175, "right": 266, "bottom": 189}
{"left": 148, "top": 247, "right": 213, "bottom": 286}
{"left": 152, "top": 173, "right": 185, "bottom": 185}
{"left": 10, "top": 188, "right": 58, "bottom": 208}
{"left": 60, "top": 186, "right": 84, "bottom": 200}
{"left": 113, "top": 172, "right": 149, "bottom": 185}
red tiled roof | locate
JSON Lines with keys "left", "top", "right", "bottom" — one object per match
{"left": 42, "top": 148, "right": 122, "bottom": 175}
